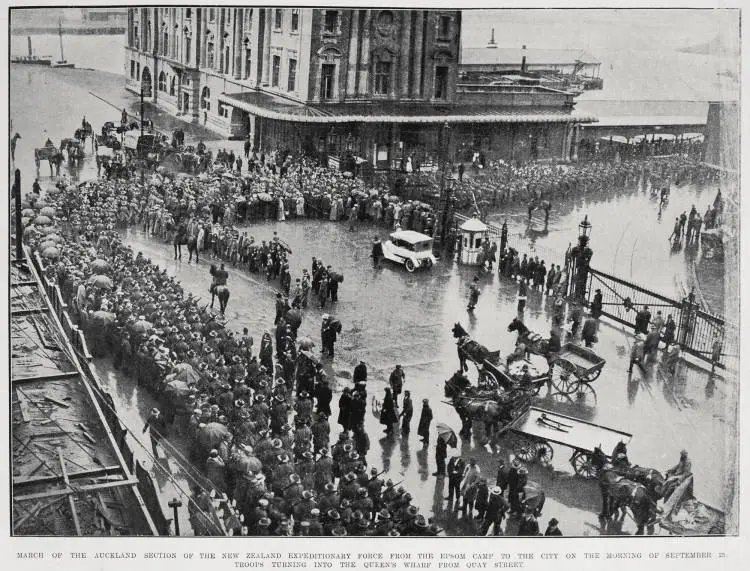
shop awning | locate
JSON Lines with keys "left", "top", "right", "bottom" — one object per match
{"left": 218, "top": 91, "right": 598, "bottom": 125}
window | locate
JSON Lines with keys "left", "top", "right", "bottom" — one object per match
{"left": 274, "top": 9, "right": 283, "bottom": 30}
{"left": 244, "top": 46, "right": 252, "bottom": 79}
{"left": 224, "top": 45, "right": 230, "bottom": 73}
{"left": 133, "top": 25, "right": 139, "bottom": 49}
{"left": 145, "top": 23, "right": 151, "bottom": 50}
{"left": 130, "top": 60, "right": 135, "bottom": 78}
{"left": 162, "top": 31, "right": 169, "bottom": 56}
{"left": 201, "top": 86, "right": 211, "bottom": 110}
{"left": 323, "top": 11, "right": 338, "bottom": 34}
{"left": 170, "top": 76, "right": 176, "bottom": 96}
{"left": 272, "top": 55, "right": 281, "bottom": 87}
{"left": 374, "top": 61, "right": 391, "bottom": 95}
{"left": 220, "top": 104, "right": 230, "bottom": 118}
{"left": 207, "top": 41, "right": 215, "bottom": 68}
{"left": 435, "top": 66, "right": 449, "bottom": 99}
{"left": 136, "top": 62, "right": 140, "bottom": 79}
{"left": 320, "top": 64, "right": 335, "bottom": 99}
{"left": 158, "top": 72, "right": 167, "bottom": 92}
{"left": 185, "top": 8, "right": 192, "bottom": 19}
{"left": 288, "top": 58, "right": 297, "bottom": 91}
{"left": 185, "top": 36, "right": 191, "bottom": 64}
{"left": 208, "top": 8, "right": 215, "bottom": 22}
{"left": 291, "top": 9, "right": 299, "bottom": 32}
{"left": 439, "top": 16, "right": 451, "bottom": 39}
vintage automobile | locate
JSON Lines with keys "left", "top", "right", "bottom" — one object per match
{"left": 382, "top": 230, "right": 437, "bottom": 272}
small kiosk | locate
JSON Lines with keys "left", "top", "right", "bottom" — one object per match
{"left": 459, "top": 216, "right": 488, "bottom": 265}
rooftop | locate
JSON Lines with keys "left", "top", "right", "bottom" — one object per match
{"left": 219, "top": 91, "right": 597, "bottom": 124}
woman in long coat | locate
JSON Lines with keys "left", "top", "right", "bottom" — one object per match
{"left": 417, "top": 399, "right": 433, "bottom": 444}
{"left": 379, "top": 388, "right": 398, "bottom": 434}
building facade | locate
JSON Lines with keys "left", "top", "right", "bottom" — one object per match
{"left": 125, "top": 8, "right": 594, "bottom": 166}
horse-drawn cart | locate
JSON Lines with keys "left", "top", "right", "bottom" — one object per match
{"left": 550, "top": 343, "right": 606, "bottom": 394}
{"left": 500, "top": 406, "right": 632, "bottom": 478}
{"left": 658, "top": 475, "right": 725, "bottom": 535}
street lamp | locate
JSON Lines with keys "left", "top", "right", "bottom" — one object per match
{"left": 568, "top": 214, "right": 593, "bottom": 302}
{"left": 578, "top": 214, "right": 592, "bottom": 243}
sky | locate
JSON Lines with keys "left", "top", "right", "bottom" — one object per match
{"left": 461, "top": 9, "right": 740, "bottom": 55}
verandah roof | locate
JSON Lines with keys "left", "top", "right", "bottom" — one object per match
{"left": 218, "top": 91, "right": 598, "bottom": 125}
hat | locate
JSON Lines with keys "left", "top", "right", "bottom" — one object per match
{"left": 378, "top": 509, "right": 391, "bottom": 520}
{"left": 289, "top": 474, "right": 301, "bottom": 484}
{"left": 257, "top": 517, "right": 271, "bottom": 527}
{"left": 331, "top": 526, "right": 347, "bottom": 536}
{"left": 422, "top": 398, "right": 429, "bottom": 404}
{"left": 327, "top": 509, "right": 340, "bottom": 520}
{"left": 387, "top": 530, "right": 400, "bottom": 537}
{"left": 324, "top": 483, "right": 335, "bottom": 492}
{"left": 407, "top": 506, "right": 418, "bottom": 516}
{"left": 322, "top": 314, "right": 330, "bottom": 320}
{"left": 548, "top": 518, "right": 559, "bottom": 526}
{"left": 491, "top": 486, "right": 502, "bottom": 496}
{"left": 518, "top": 466, "right": 528, "bottom": 475}
{"left": 302, "top": 490, "right": 313, "bottom": 500}
{"left": 370, "top": 467, "right": 378, "bottom": 475}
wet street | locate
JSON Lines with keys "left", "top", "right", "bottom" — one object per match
{"left": 10, "top": 64, "right": 738, "bottom": 535}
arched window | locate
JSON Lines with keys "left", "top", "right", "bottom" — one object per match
{"left": 158, "top": 71, "right": 167, "bottom": 92}
{"left": 201, "top": 86, "right": 211, "bottom": 111}
{"left": 170, "top": 76, "right": 176, "bottom": 96}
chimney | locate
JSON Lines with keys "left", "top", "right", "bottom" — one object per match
{"left": 487, "top": 28, "right": 497, "bottom": 48}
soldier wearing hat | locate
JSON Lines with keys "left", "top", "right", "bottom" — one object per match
{"left": 352, "top": 487, "right": 374, "bottom": 519}
{"left": 518, "top": 507, "right": 541, "bottom": 536}
{"left": 482, "top": 485, "right": 510, "bottom": 536}
{"left": 545, "top": 517, "right": 562, "bottom": 536}
{"left": 509, "top": 465, "right": 529, "bottom": 515}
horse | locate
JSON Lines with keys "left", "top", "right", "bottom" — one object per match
{"left": 444, "top": 371, "right": 530, "bottom": 439}
{"left": 452, "top": 322, "right": 501, "bottom": 371}
{"left": 507, "top": 318, "right": 554, "bottom": 357}
{"left": 211, "top": 285, "right": 230, "bottom": 315}
{"left": 591, "top": 447, "right": 660, "bottom": 535}
{"left": 10, "top": 133, "right": 21, "bottom": 162}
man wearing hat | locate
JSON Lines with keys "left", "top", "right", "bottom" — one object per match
{"left": 482, "top": 485, "right": 510, "bottom": 536}
{"left": 417, "top": 398, "right": 433, "bottom": 445}
{"left": 142, "top": 407, "right": 167, "bottom": 456}
{"left": 545, "top": 517, "right": 562, "bottom": 536}
{"left": 371, "top": 237, "right": 384, "bottom": 267}
{"left": 399, "top": 390, "right": 413, "bottom": 434}
{"left": 629, "top": 332, "right": 646, "bottom": 375}
{"left": 518, "top": 507, "right": 541, "bottom": 536}
{"left": 389, "top": 365, "right": 405, "bottom": 408}
{"left": 509, "top": 465, "right": 529, "bottom": 515}
{"left": 591, "top": 288, "right": 603, "bottom": 319}
{"left": 353, "top": 360, "right": 368, "bottom": 385}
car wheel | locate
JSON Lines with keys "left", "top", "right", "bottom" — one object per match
{"left": 405, "top": 259, "right": 416, "bottom": 272}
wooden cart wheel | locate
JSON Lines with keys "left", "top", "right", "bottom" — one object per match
{"left": 513, "top": 436, "right": 538, "bottom": 463}
{"left": 535, "top": 441, "right": 554, "bottom": 464}
{"left": 571, "top": 451, "right": 598, "bottom": 478}
{"left": 573, "top": 381, "right": 598, "bottom": 405}
{"left": 552, "top": 362, "right": 580, "bottom": 395}
{"left": 583, "top": 367, "right": 603, "bottom": 382}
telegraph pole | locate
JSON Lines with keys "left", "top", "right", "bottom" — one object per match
{"left": 439, "top": 122, "right": 452, "bottom": 247}
{"left": 13, "top": 169, "right": 23, "bottom": 261}
{"left": 140, "top": 88, "right": 145, "bottom": 185}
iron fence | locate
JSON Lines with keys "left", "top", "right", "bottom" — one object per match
{"left": 586, "top": 268, "right": 736, "bottom": 370}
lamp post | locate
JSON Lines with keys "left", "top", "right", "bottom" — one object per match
{"left": 567, "top": 215, "right": 593, "bottom": 302}
{"left": 168, "top": 497, "right": 183, "bottom": 536}
{"left": 439, "top": 121, "right": 452, "bottom": 246}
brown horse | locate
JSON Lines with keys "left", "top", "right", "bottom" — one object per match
{"left": 592, "top": 446, "right": 660, "bottom": 535}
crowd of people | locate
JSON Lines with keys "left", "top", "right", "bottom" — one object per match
{"left": 22, "top": 200, "right": 450, "bottom": 537}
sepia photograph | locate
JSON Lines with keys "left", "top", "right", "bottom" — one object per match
{"left": 7, "top": 2, "right": 741, "bottom": 546}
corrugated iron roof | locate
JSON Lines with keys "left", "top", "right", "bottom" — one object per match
{"left": 218, "top": 91, "right": 598, "bottom": 124}
{"left": 589, "top": 115, "right": 706, "bottom": 128}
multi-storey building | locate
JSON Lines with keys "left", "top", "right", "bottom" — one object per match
{"left": 125, "top": 7, "right": 595, "bottom": 166}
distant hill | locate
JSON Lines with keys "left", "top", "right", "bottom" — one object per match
{"left": 679, "top": 34, "right": 739, "bottom": 57}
